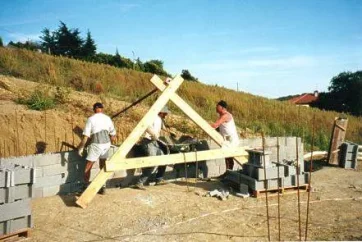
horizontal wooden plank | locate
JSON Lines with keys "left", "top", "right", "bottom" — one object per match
{"left": 106, "top": 147, "right": 248, "bottom": 171}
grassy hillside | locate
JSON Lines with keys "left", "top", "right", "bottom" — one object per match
{"left": 1, "top": 47, "right": 361, "bottom": 150}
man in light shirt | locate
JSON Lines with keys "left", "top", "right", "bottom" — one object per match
{"left": 78, "top": 102, "right": 116, "bottom": 194}
{"left": 210, "top": 100, "right": 240, "bottom": 176}
{"left": 134, "top": 106, "right": 170, "bottom": 189}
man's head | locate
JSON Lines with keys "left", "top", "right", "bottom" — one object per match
{"left": 216, "top": 100, "right": 227, "bottom": 114}
{"left": 93, "top": 102, "right": 104, "bottom": 113}
{"left": 158, "top": 106, "right": 170, "bottom": 118}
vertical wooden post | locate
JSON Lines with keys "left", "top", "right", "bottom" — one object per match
{"left": 327, "top": 117, "right": 348, "bottom": 165}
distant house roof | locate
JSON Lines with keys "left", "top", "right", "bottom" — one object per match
{"left": 288, "top": 93, "right": 318, "bottom": 105}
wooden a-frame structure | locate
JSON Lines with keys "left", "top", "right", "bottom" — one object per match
{"left": 76, "top": 75, "right": 248, "bottom": 208}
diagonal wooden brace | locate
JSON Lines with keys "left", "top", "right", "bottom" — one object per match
{"left": 76, "top": 75, "right": 184, "bottom": 208}
{"left": 149, "top": 75, "right": 246, "bottom": 166}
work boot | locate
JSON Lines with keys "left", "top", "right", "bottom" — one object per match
{"left": 98, "top": 185, "right": 106, "bottom": 195}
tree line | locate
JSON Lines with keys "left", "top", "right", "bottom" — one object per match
{"left": 0, "top": 21, "right": 198, "bottom": 81}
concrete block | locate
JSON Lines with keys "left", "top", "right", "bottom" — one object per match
{"left": 34, "top": 153, "right": 62, "bottom": 167}
{"left": 0, "top": 165, "right": 35, "bottom": 186}
{"left": 35, "top": 167, "right": 43, "bottom": 178}
{"left": 0, "top": 198, "right": 31, "bottom": 222}
{"left": 34, "top": 188, "right": 43, "bottom": 198}
{"left": 0, "top": 156, "right": 35, "bottom": 167}
{"left": 284, "top": 173, "right": 309, "bottom": 187}
{"left": 0, "top": 215, "right": 32, "bottom": 235}
{"left": 34, "top": 174, "right": 66, "bottom": 188}
{"left": 42, "top": 164, "right": 68, "bottom": 176}
{"left": 60, "top": 150, "right": 81, "bottom": 163}
{"left": 224, "top": 170, "right": 283, "bottom": 191}
{"left": 41, "top": 185, "right": 62, "bottom": 197}
{"left": 0, "top": 184, "right": 34, "bottom": 203}
{"left": 63, "top": 171, "right": 83, "bottom": 183}
{"left": 243, "top": 163, "right": 285, "bottom": 180}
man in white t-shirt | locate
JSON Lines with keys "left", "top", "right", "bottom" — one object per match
{"left": 210, "top": 100, "right": 240, "bottom": 176}
{"left": 134, "top": 106, "right": 170, "bottom": 189}
{"left": 78, "top": 102, "right": 116, "bottom": 194}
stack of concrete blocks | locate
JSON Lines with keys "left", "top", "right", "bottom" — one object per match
{"left": 0, "top": 164, "right": 34, "bottom": 236}
{"left": 339, "top": 141, "right": 359, "bottom": 169}
{"left": 224, "top": 137, "right": 310, "bottom": 193}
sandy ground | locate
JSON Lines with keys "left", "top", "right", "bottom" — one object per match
{"left": 28, "top": 164, "right": 362, "bottom": 242}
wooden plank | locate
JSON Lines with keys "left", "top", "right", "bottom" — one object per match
{"left": 0, "top": 228, "right": 30, "bottom": 240}
{"left": 149, "top": 75, "right": 247, "bottom": 166}
{"left": 327, "top": 118, "right": 348, "bottom": 165}
{"left": 107, "top": 146, "right": 248, "bottom": 171}
{"left": 76, "top": 75, "right": 184, "bottom": 209}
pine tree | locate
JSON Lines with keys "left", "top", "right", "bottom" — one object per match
{"left": 81, "top": 30, "right": 96, "bottom": 58}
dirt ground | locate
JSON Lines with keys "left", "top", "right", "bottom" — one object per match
{"left": 28, "top": 164, "right": 362, "bottom": 242}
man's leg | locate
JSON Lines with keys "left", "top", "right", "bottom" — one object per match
{"left": 98, "top": 159, "right": 107, "bottom": 194}
{"left": 84, "top": 160, "right": 94, "bottom": 184}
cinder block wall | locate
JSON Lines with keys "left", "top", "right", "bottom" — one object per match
{"left": 0, "top": 137, "right": 303, "bottom": 198}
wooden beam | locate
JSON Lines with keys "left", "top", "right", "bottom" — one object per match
{"left": 76, "top": 75, "right": 184, "bottom": 209}
{"left": 106, "top": 147, "right": 248, "bottom": 171}
{"left": 149, "top": 76, "right": 246, "bottom": 165}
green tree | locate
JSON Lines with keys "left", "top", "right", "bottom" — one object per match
{"left": 40, "top": 28, "right": 56, "bottom": 54}
{"left": 0, "top": 36, "right": 3, "bottom": 47}
{"left": 143, "top": 59, "right": 169, "bottom": 76}
{"left": 313, "top": 71, "right": 362, "bottom": 116}
{"left": 81, "top": 30, "right": 96, "bottom": 58}
{"left": 55, "top": 21, "right": 84, "bottom": 57}
{"left": 181, "top": 69, "right": 198, "bottom": 82}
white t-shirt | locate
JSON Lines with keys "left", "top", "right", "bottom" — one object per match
{"left": 219, "top": 116, "right": 240, "bottom": 147}
{"left": 145, "top": 115, "right": 164, "bottom": 140}
{"left": 83, "top": 113, "right": 116, "bottom": 144}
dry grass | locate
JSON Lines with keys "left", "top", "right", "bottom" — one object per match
{"left": 1, "top": 47, "right": 361, "bottom": 150}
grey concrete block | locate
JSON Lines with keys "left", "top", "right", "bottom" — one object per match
{"left": 0, "top": 184, "right": 34, "bottom": 203}
{"left": 35, "top": 167, "right": 43, "bottom": 178}
{"left": 0, "top": 156, "right": 35, "bottom": 167}
{"left": 243, "top": 163, "right": 285, "bottom": 180}
{"left": 41, "top": 185, "right": 62, "bottom": 197}
{"left": 0, "top": 215, "right": 32, "bottom": 235}
{"left": 42, "top": 164, "right": 68, "bottom": 176}
{"left": 34, "top": 174, "right": 66, "bottom": 188}
{"left": 284, "top": 173, "right": 309, "bottom": 187}
{"left": 60, "top": 150, "right": 81, "bottom": 163}
{"left": 34, "top": 188, "right": 43, "bottom": 198}
{"left": 34, "top": 153, "right": 62, "bottom": 167}
{"left": 0, "top": 198, "right": 31, "bottom": 222}
{"left": 0, "top": 165, "right": 35, "bottom": 187}
{"left": 225, "top": 170, "right": 283, "bottom": 191}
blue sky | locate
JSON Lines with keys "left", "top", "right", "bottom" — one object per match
{"left": 0, "top": 0, "right": 361, "bottom": 98}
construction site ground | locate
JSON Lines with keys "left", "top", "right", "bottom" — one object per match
{"left": 29, "top": 163, "right": 362, "bottom": 242}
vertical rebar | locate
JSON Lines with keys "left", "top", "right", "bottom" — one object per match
{"left": 71, "top": 117, "right": 75, "bottom": 149}
{"left": 262, "top": 132, "right": 271, "bottom": 241}
{"left": 54, "top": 126, "right": 57, "bottom": 153}
{"left": 277, "top": 137, "right": 281, "bottom": 241}
{"left": 44, "top": 110, "right": 47, "bottom": 145}
{"left": 296, "top": 137, "right": 302, "bottom": 241}
{"left": 15, "top": 109, "right": 20, "bottom": 156}
{"left": 305, "top": 113, "right": 316, "bottom": 241}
